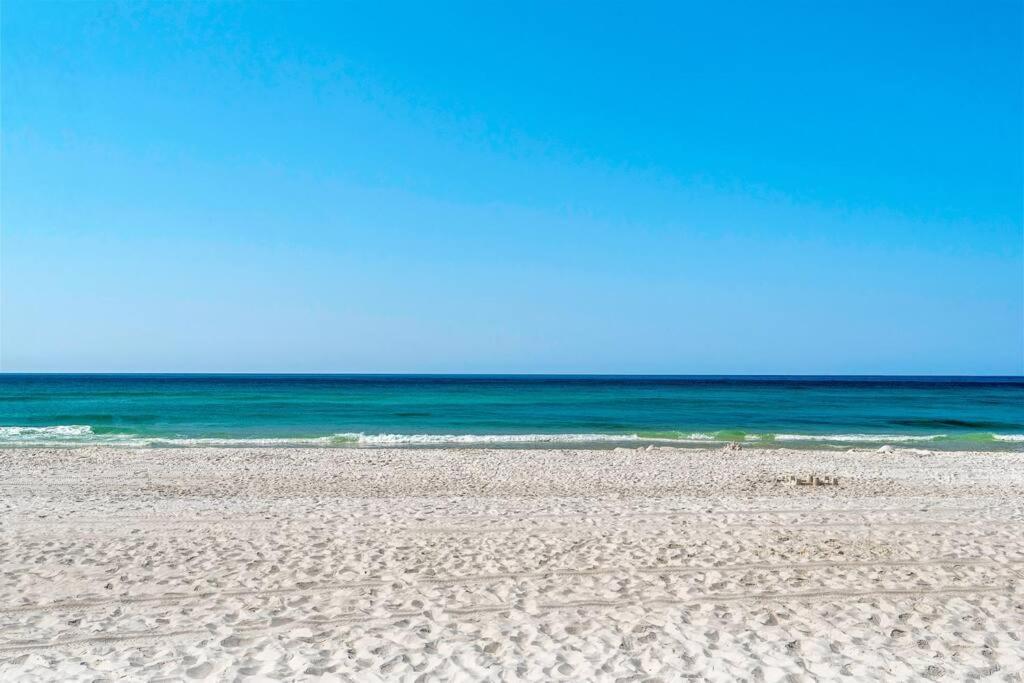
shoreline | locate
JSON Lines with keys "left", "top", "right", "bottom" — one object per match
{"left": 3, "top": 446, "right": 1023, "bottom": 678}
{"left": 3, "top": 436, "right": 1023, "bottom": 453}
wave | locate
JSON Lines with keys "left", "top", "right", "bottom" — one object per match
{"left": 993, "top": 434, "right": 1024, "bottom": 442}
{"left": 0, "top": 427, "right": 653, "bottom": 447}
{"left": 0, "top": 425, "right": 95, "bottom": 437}
{"left": 0, "top": 425, "right": 1022, "bottom": 448}
{"left": 888, "top": 418, "right": 1023, "bottom": 430}
{"left": 771, "top": 433, "right": 947, "bottom": 442}
{"left": 101, "top": 433, "right": 642, "bottom": 447}
{"left": 330, "top": 433, "right": 661, "bottom": 445}
{"left": 0, "top": 428, "right": 722, "bottom": 447}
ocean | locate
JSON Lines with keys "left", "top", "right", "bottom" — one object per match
{"left": 0, "top": 374, "right": 1021, "bottom": 450}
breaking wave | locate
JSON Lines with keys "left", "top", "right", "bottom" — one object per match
{"left": 0, "top": 426, "right": 1021, "bottom": 448}
{"left": 771, "top": 433, "right": 947, "bottom": 442}
{"left": 994, "top": 434, "right": 1024, "bottom": 442}
{"left": 0, "top": 425, "right": 95, "bottom": 438}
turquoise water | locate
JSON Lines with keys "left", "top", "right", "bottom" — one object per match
{"left": 0, "top": 374, "right": 1021, "bottom": 450}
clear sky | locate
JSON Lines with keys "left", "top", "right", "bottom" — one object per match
{"left": 2, "top": 1, "right": 1021, "bottom": 374}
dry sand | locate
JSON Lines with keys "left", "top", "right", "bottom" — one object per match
{"left": 1, "top": 445, "right": 1023, "bottom": 681}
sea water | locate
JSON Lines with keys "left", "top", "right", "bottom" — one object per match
{"left": 0, "top": 374, "right": 1021, "bottom": 450}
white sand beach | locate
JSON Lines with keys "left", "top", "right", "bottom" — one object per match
{"left": 1, "top": 445, "right": 1023, "bottom": 680}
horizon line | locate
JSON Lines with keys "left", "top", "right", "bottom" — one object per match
{"left": 1, "top": 372, "right": 1021, "bottom": 379}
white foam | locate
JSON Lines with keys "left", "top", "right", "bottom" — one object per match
{"left": 0, "top": 425, "right": 94, "bottom": 437}
{"left": 142, "top": 436, "right": 337, "bottom": 447}
{"left": 773, "top": 433, "right": 946, "bottom": 442}
{"left": 0, "top": 429, "right": 719, "bottom": 447}
{"left": 337, "top": 432, "right": 756, "bottom": 445}
{"left": 994, "top": 434, "right": 1024, "bottom": 442}
{"left": 2, "top": 427, "right": 1020, "bottom": 448}
{"left": 683, "top": 433, "right": 718, "bottom": 441}
{"left": 334, "top": 433, "right": 644, "bottom": 445}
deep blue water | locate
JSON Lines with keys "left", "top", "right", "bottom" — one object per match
{"left": 0, "top": 374, "right": 1021, "bottom": 449}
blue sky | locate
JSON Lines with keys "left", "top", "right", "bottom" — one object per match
{"left": 2, "top": 1, "right": 1021, "bottom": 374}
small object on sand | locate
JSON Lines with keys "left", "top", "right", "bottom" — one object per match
{"left": 876, "top": 445, "right": 895, "bottom": 454}
{"left": 784, "top": 474, "right": 840, "bottom": 486}
{"left": 722, "top": 442, "right": 743, "bottom": 452}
